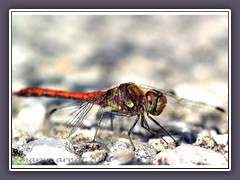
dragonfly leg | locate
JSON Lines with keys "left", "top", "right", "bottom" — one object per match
{"left": 146, "top": 113, "right": 178, "bottom": 145}
{"left": 92, "top": 111, "right": 119, "bottom": 142}
{"left": 110, "top": 112, "right": 114, "bottom": 131}
{"left": 141, "top": 116, "right": 150, "bottom": 129}
{"left": 109, "top": 110, "right": 128, "bottom": 132}
{"left": 140, "top": 115, "right": 168, "bottom": 145}
{"left": 127, "top": 114, "right": 140, "bottom": 151}
{"left": 92, "top": 111, "right": 109, "bottom": 142}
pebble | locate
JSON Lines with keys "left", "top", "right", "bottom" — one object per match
{"left": 194, "top": 136, "right": 216, "bottom": 149}
{"left": 152, "top": 144, "right": 228, "bottom": 167}
{"left": 110, "top": 138, "right": 133, "bottom": 151}
{"left": 148, "top": 138, "right": 169, "bottom": 152}
{"left": 210, "top": 130, "right": 228, "bottom": 145}
{"left": 110, "top": 138, "right": 157, "bottom": 164}
{"left": 193, "top": 130, "right": 217, "bottom": 149}
{"left": 12, "top": 103, "right": 46, "bottom": 135}
{"left": 108, "top": 149, "right": 135, "bottom": 165}
{"left": 24, "top": 145, "right": 79, "bottom": 165}
{"left": 81, "top": 150, "right": 107, "bottom": 164}
{"left": 12, "top": 132, "right": 35, "bottom": 152}
{"left": 134, "top": 145, "right": 157, "bottom": 164}
{"left": 20, "top": 138, "right": 79, "bottom": 165}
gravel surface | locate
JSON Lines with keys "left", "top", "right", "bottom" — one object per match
{"left": 11, "top": 12, "right": 229, "bottom": 168}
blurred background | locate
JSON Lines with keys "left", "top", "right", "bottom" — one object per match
{"left": 11, "top": 13, "right": 229, "bottom": 136}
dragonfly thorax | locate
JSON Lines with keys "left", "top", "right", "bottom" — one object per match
{"left": 145, "top": 90, "right": 167, "bottom": 116}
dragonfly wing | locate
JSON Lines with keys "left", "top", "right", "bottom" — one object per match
{"left": 140, "top": 85, "right": 227, "bottom": 131}
{"left": 140, "top": 85, "right": 225, "bottom": 113}
{"left": 47, "top": 100, "right": 95, "bottom": 138}
{"left": 161, "top": 90, "right": 226, "bottom": 113}
{"left": 158, "top": 92, "right": 228, "bottom": 135}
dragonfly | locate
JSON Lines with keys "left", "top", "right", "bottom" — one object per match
{"left": 13, "top": 82, "right": 225, "bottom": 150}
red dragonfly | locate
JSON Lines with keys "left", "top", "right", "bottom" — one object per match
{"left": 13, "top": 82, "right": 225, "bottom": 150}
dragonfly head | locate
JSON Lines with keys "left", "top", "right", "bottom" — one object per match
{"left": 145, "top": 90, "right": 167, "bottom": 116}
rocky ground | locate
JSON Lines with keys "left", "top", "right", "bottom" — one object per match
{"left": 11, "top": 12, "right": 229, "bottom": 168}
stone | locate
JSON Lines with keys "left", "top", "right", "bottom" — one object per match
{"left": 108, "top": 149, "right": 135, "bottom": 165}
{"left": 81, "top": 150, "right": 107, "bottom": 164}
{"left": 21, "top": 138, "right": 80, "bottom": 165}
{"left": 152, "top": 144, "right": 228, "bottom": 167}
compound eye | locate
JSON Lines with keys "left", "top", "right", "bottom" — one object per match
{"left": 145, "top": 91, "right": 167, "bottom": 116}
{"left": 145, "top": 91, "right": 158, "bottom": 115}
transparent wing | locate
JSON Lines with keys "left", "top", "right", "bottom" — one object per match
{"left": 140, "top": 84, "right": 225, "bottom": 113}
{"left": 160, "top": 89, "right": 226, "bottom": 113}
{"left": 46, "top": 91, "right": 110, "bottom": 138}
{"left": 47, "top": 100, "right": 95, "bottom": 138}
{"left": 140, "top": 85, "right": 227, "bottom": 129}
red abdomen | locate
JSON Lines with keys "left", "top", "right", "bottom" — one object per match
{"left": 13, "top": 87, "right": 102, "bottom": 101}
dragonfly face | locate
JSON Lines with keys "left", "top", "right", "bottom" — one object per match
{"left": 145, "top": 90, "right": 167, "bottom": 116}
